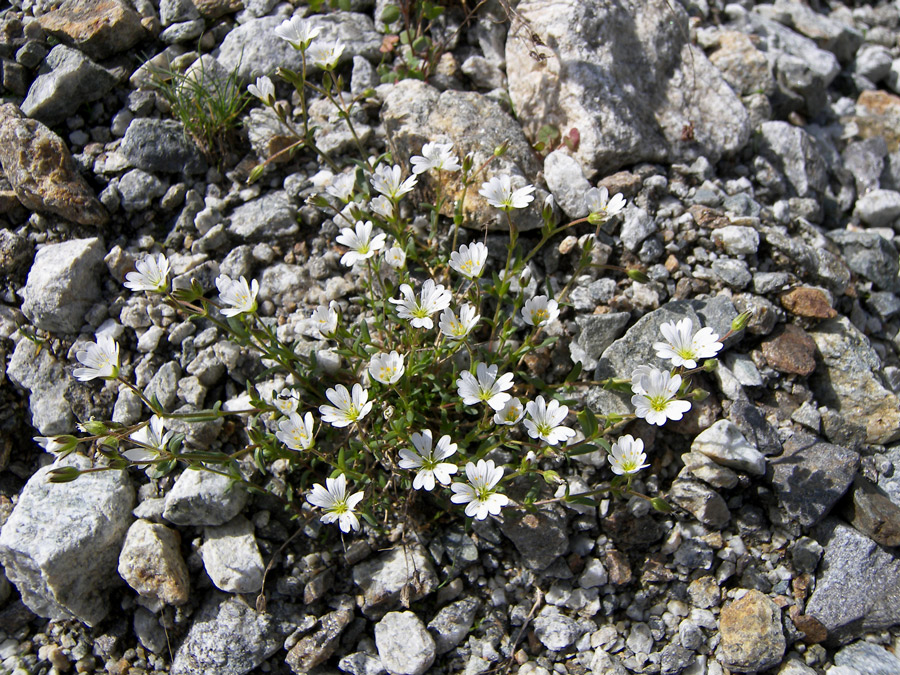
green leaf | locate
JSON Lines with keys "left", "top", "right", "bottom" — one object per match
{"left": 411, "top": 35, "right": 431, "bottom": 52}
{"left": 578, "top": 408, "right": 598, "bottom": 438}
{"left": 567, "top": 443, "right": 600, "bottom": 456}
{"left": 337, "top": 0, "right": 351, "bottom": 9}
{"left": 381, "top": 4, "right": 401, "bottom": 24}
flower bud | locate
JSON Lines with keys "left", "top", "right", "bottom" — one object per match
{"left": 731, "top": 310, "right": 752, "bottom": 333}
{"left": 702, "top": 358, "right": 717, "bottom": 372}
{"left": 462, "top": 152, "right": 474, "bottom": 174}
{"left": 650, "top": 497, "right": 673, "bottom": 513}
{"left": 48, "top": 466, "right": 82, "bottom": 483}
{"left": 626, "top": 268, "right": 650, "bottom": 283}
{"left": 79, "top": 420, "right": 110, "bottom": 436}
{"left": 493, "top": 141, "right": 509, "bottom": 157}
{"left": 691, "top": 387, "right": 709, "bottom": 402}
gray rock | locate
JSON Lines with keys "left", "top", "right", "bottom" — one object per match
{"left": 339, "top": 652, "right": 387, "bottom": 675}
{"left": 381, "top": 79, "right": 546, "bottom": 232}
{"left": 118, "top": 519, "right": 190, "bottom": 606}
{"left": 828, "top": 230, "right": 900, "bottom": 292}
{"left": 308, "top": 95, "right": 374, "bottom": 155}
{"left": 854, "top": 44, "right": 893, "bottom": 82}
{"left": 842, "top": 137, "right": 887, "bottom": 197}
{"left": 691, "top": 419, "right": 766, "bottom": 475}
{"left": 352, "top": 545, "right": 438, "bottom": 618}
{"left": 791, "top": 536, "right": 823, "bottom": 574}
{"left": 498, "top": 506, "right": 569, "bottom": 571}
{"left": 7, "top": 337, "right": 74, "bottom": 434}
{"left": 668, "top": 479, "right": 730, "bottom": 528}
{"left": 708, "top": 30, "right": 774, "bottom": 97}
{"left": 21, "top": 237, "right": 105, "bottom": 333}
{"left": 201, "top": 516, "right": 265, "bottom": 594}
{"left": 351, "top": 54, "right": 379, "bottom": 96}
{"left": 854, "top": 189, "right": 900, "bottom": 228}
{"left": 711, "top": 225, "right": 759, "bottom": 255}
{"left": 163, "top": 469, "right": 248, "bottom": 526}
{"left": 768, "top": 432, "right": 858, "bottom": 528}
{"left": 144, "top": 360, "right": 182, "bottom": 411}
{"left": 227, "top": 191, "right": 298, "bottom": 240}
{"left": 878, "top": 446, "right": 900, "bottom": 508}
{"left": 809, "top": 316, "right": 900, "bottom": 445}
{"left": 589, "top": 298, "right": 736, "bottom": 417}
{"left": 247, "top": 107, "right": 294, "bottom": 165}
{"left": 544, "top": 150, "right": 591, "bottom": 219}
{"left": 427, "top": 597, "right": 479, "bottom": 654}
{"left": 286, "top": 608, "right": 354, "bottom": 673}
{"left": 171, "top": 594, "right": 282, "bottom": 675}
{"left": 0, "top": 454, "right": 134, "bottom": 626}
{"left": 843, "top": 476, "right": 900, "bottom": 548}
{"left": 590, "top": 649, "right": 628, "bottom": 675}
{"left": 217, "top": 13, "right": 381, "bottom": 83}
{"left": 681, "top": 451, "right": 739, "bottom": 489}
{"left": 533, "top": 605, "right": 583, "bottom": 651}
{"left": 160, "top": 18, "right": 205, "bottom": 44}
{"left": 728, "top": 401, "right": 782, "bottom": 456}
{"left": 134, "top": 607, "right": 167, "bottom": 654}
{"left": 119, "top": 118, "right": 206, "bottom": 175}
{"left": 159, "top": 0, "right": 200, "bottom": 26}
{"left": 620, "top": 207, "right": 656, "bottom": 252}
{"left": 834, "top": 640, "right": 900, "bottom": 675}
{"left": 460, "top": 54, "right": 505, "bottom": 90}
{"left": 660, "top": 644, "right": 695, "bottom": 675}
{"left": 807, "top": 519, "right": 900, "bottom": 644}
{"left": 569, "top": 312, "right": 631, "bottom": 372}
{"left": 375, "top": 611, "right": 436, "bottom": 675}
{"left": 764, "top": 0, "right": 862, "bottom": 63}
{"left": 756, "top": 122, "right": 827, "bottom": 198}
{"left": 712, "top": 258, "right": 752, "bottom": 288}
{"left": 118, "top": 169, "right": 166, "bottom": 212}
{"left": 21, "top": 45, "right": 118, "bottom": 126}
{"left": 506, "top": 0, "right": 749, "bottom": 175}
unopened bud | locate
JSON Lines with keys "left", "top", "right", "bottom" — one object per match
{"left": 702, "top": 358, "right": 717, "bottom": 372}
{"left": 542, "top": 470, "right": 562, "bottom": 485}
{"left": 48, "top": 466, "right": 82, "bottom": 483}
{"left": 493, "top": 141, "right": 509, "bottom": 157}
{"left": 587, "top": 212, "right": 604, "bottom": 225}
{"left": 650, "top": 497, "right": 673, "bottom": 513}
{"left": 626, "top": 268, "right": 650, "bottom": 283}
{"left": 462, "top": 152, "right": 474, "bottom": 174}
{"left": 79, "top": 420, "right": 109, "bottom": 436}
{"left": 691, "top": 388, "right": 709, "bottom": 402}
{"left": 542, "top": 194, "right": 555, "bottom": 223}
{"left": 731, "top": 310, "right": 752, "bottom": 333}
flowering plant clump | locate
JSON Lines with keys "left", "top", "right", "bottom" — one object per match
{"left": 43, "top": 20, "right": 750, "bottom": 538}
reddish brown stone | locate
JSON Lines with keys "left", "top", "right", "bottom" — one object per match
{"left": 39, "top": 0, "right": 147, "bottom": 61}
{"left": 789, "top": 606, "right": 829, "bottom": 644}
{"left": 597, "top": 170, "right": 643, "bottom": 199}
{"left": 760, "top": 324, "right": 817, "bottom": 376}
{"left": 194, "top": 0, "right": 244, "bottom": 19}
{"left": 601, "top": 549, "right": 632, "bottom": 586}
{"left": 780, "top": 287, "right": 837, "bottom": 319}
{"left": 689, "top": 204, "right": 731, "bottom": 229}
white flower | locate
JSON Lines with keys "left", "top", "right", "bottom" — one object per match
{"left": 34, "top": 435, "right": 77, "bottom": 455}
{"left": 585, "top": 186, "right": 627, "bottom": 219}
{"left": 319, "top": 383, "right": 373, "bottom": 427}
{"left": 335, "top": 220, "right": 387, "bottom": 266}
{"left": 276, "top": 411, "right": 315, "bottom": 451}
{"left": 271, "top": 387, "right": 300, "bottom": 415}
{"left": 368, "top": 351, "right": 405, "bottom": 385}
{"left": 312, "top": 301, "right": 339, "bottom": 337}
{"left": 370, "top": 195, "right": 394, "bottom": 220}
{"left": 124, "top": 253, "right": 170, "bottom": 293}
{"left": 438, "top": 304, "right": 480, "bottom": 340}
{"left": 274, "top": 15, "right": 321, "bottom": 50}
{"left": 384, "top": 246, "right": 406, "bottom": 268}
{"left": 479, "top": 175, "right": 535, "bottom": 210}
{"left": 630, "top": 365, "right": 654, "bottom": 395}
{"left": 523, "top": 396, "right": 576, "bottom": 446}
{"left": 371, "top": 164, "right": 417, "bottom": 201}
{"left": 630, "top": 367, "right": 692, "bottom": 426}
{"left": 493, "top": 397, "right": 525, "bottom": 426}
{"left": 450, "top": 459, "right": 509, "bottom": 520}
{"left": 448, "top": 242, "right": 488, "bottom": 279}
{"left": 653, "top": 318, "right": 723, "bottom": 369}
{"left": 306, "top": 474, "right": 365, "bottom": 533}
{"left": 608, "top": 435, "right": 649, "bottom": 475}
{"left": 411, "top": 142, "right": 461, "bottom": 174}
{"left": 456, "top": 362, "right": 514, "bottom": 411}
{"left": 216, "top": 275, "right": 259, "bottom": 317}
{"left": 125, "top": 415, "right": 173, "bottom": 462}
{"left": 308, "top": 39, "right": 345, "bottom": 69}
{"left": 73, "top": 335, "right": 120, "bottom": 381}
{"left": 326, "top": 172, "right": 356, "bottom": 202}
{"left": 398, "top": 430, "right": 459, "bottom": 491}
{"left": 248, "top": 75, "right": 275, "bottom": 105}
{"left": 522, "top": 295, "right": 559, "bottom": 327}
{"left": 389, "top": 279, "right": 451, "bottom": 329}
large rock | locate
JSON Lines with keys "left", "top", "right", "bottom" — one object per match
{"left": 119, "top": 118, "right": 207, "bottom": 175}
{"left": 717, "top": 590, "right": 785, "bottom": 672}
{"left": 38, "top": 0, "right": 148, "bottom": 60}
{"left": 375, "top": 611, "right": 436, "bottom": 675}
{"left": 755, "top": 122, "right": 828, "bottom": 199}
{"left": 171, "top": 594, "right": 282, "bottom": 675}
{"left": 21, "top": 45, "right": 118, "bottom": 126}
{"left": 201, "top": 516, "right": 264, "bottom": 594}
{"left": 21, "top": 237, "right": 106, "bottom": 334}
{"left": 767, "top": 432, "right": 859, "bottom": 527}
{"left": 809, "top": 316, "right": 900, "bottom": 445}
{"left": 118, "top": 519, "right": 190, "bottom": 607}
{"left": 0, "top": 104, "right": 108, "bottom": 226}
{"left": 227, "top": 191, "right": 298, "bottom": 241}
{"left": 352, "top": 544, "right": 438, "bottom": 618}
{"left": 381, "top": 79, "right": 547, "bottom": 231}
{"left": 0, "top": 454, "right": 134, "bottom": 626}
{"left": 827, "top": 230, "right": 900, "bottom": 292}
{"left": 163, "top": 469, "right": 248, "bottom": 526}
{"left": 506, "top": 0, "right": 749, "bottom": 176}
{"left": 806, "top": 519, "right": 900, "bottom": 644}
{"left": 498, "top": 506, "right": 569, "bottom": 571}
{"left": 217, "top": 13, "right": 381, "bottom": 83}
{"left": 7, "top": 337, "right": 74, "bottom": 434}
{"left": 762, "top": 0, "right": 862, "bottom": 63}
